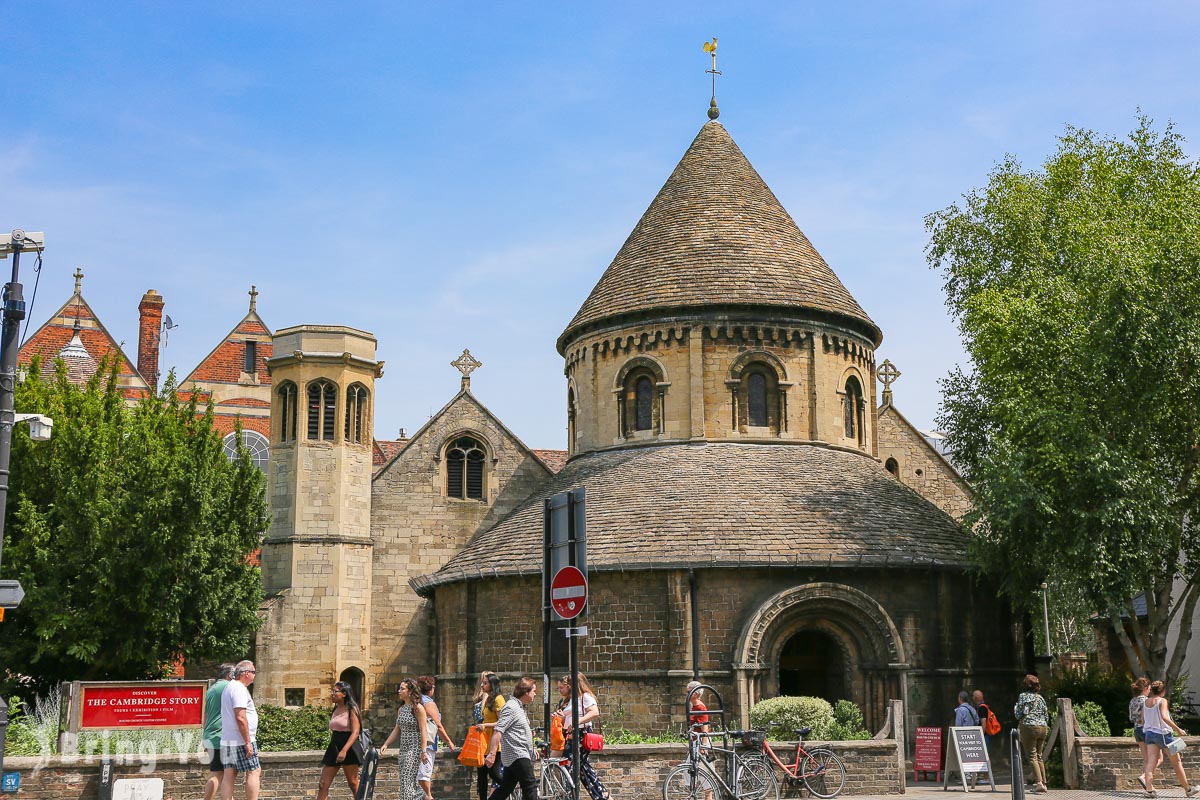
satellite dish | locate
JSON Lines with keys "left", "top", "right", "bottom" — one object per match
{"left": 163, "top": 315, "right": 179, "bottom": 330}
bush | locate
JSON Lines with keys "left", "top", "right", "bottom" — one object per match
{"left": 1073, "top": 701, "right": 1111, "bottom": 736}
{"left": 255, "top": 704, "right": 333, "bottom": 752}
{"left": 827, "top": 700, "right": 872, "bottom": 741}
{"left": 1045, "top": 664, "right": 1131, "bottom": 738}
{"left": 749, "top": 696, "right": 833, "bottom": 740}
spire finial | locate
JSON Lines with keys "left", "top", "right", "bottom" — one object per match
{"left": 249, "top": 285, "right": 258, "bottom": 313}
{"left": 703, "top": 37, "right": 721, "bottom": 120}
{"left": 73, "top": 267, "right": 84, "bottom": 294}
{"left": 451, "top": 348, "right": 483, "bottom": 392}
{"left": 878, "top": 359, "right": 901, "bottom": 405}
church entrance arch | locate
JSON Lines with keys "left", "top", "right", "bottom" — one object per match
{"left": 734, "top": 583, "right": 908, "bottom": 731}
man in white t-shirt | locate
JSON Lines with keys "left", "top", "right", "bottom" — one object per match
{"left": 219, "top": 660, "right": 261, "bottom": 800}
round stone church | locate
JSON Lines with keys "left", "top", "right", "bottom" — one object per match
{"left": 254, "top": 112, "right": 1027, "bottom": 738}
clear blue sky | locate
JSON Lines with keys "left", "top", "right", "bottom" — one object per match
{"left": 4, "top": 2, "right": 1199, "bottom": 449}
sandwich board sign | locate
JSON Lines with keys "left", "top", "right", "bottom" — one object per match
{"left": 942, "top": 726, "right": 995, "bottom": 791}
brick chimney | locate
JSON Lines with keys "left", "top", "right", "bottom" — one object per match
{"left": 137, "top": 289, "right": 164, "bottom": 392}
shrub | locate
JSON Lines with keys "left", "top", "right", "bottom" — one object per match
{"left": 255, "top": 704, "right": 333, "bottom": 752}
{"left": 1073, "top": 701, "right": 1111, "bottom": 736}
{"left": 827, "top": 700, "right": 872, "bottom": 741}
{"left": 749, "top": 696, "right": 833, "bottom": 740}
{"left": 1045, "top": 664, "right": 1131, "bottom": 738}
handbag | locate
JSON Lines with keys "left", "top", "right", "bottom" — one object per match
{"left": 351, "top": 723, "right": 373, "bottom": 762}
{"left": 458, "top": 727, "right": 487, "bottom": 768}
{"left": 1166, "top": 736, "right": 1188, "bottom": 756}
{"left": 582, "top": 727, "right": 605, "bottom": 752}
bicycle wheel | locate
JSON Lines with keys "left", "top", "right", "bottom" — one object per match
{"left": 737, "top": 755, "right": 779, "bottom": 800}
{"left": 541, "top": 763, "right": 573, "bottom": 800}
{"left": 664, "top": 762, "right": 719, "bottom": 800}
{"left": 800, "top": 749, "right": 846, "bottom": 799}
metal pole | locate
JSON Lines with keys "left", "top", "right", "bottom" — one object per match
{"left": 0, "top": 235, "right": 24, "bottom": 575}
{"left": 0, "top": 233, "right": 25, "bottom": 783}
{"left": 1040, "top": 583, "right": 1051, "bottom": 658}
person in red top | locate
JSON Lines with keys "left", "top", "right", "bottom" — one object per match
{"left": 686, "top": 681, "right": 710, "bottom": 732}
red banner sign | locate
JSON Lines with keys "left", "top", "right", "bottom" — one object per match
{"left": 79, "top": 682, "right": 207, "bottom": 729}
{"left": 914, "top": 726, "right": 944, "bottom": 772}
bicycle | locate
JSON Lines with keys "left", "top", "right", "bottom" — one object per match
{"left": 663, "top": 728, "right": 779, "bottom": 800}
{"left": 740, "top": 725, "right": 846, "bottom": 799}
{"left": 533, "top": 728, "right": 574, "bottom": 800}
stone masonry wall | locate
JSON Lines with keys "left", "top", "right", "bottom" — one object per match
{"left": 1077, "top": 736, "right": 1200, "bottom": 791}
{"left": 3, "top": 740, "right": 903, "bottom": 799}
{"left": 368, "top": 391, "right": 552, "bottom": 705}
{"left": 564, "top": 318, "right": 877, "bottom": 457}
{"left": 876, "top": 405, "right": 972, "bottom": 522}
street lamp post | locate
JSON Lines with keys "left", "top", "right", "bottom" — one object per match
{"left": 0, "top": 228, "right": 47, "bottom": 779}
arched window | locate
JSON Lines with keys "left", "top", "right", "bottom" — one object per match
{"left": 307, "top": 379, "right": 337, "bottom": 441}
{"left": 446, "top": 436, "right": 486, "bottom": 501}
{"left": 732, "top": 361, "right": 782, "bottom": 433}
{"left": 277, "top": 381, "right": 298, "bottom": 442}
{"left": 223, "top": 430, "right": 270, "bottom": 472}
{"left": 619, "top": 364, "right": 663, "bottom": 438}
{"left": 344, "top": 383, "right": 369, "bottom": 444}
{"left": 567, "top": 387, "right": 577, "bottom": 454}
{"left": 844, "top": 376, "right": 865, "bottom": 444}
{"left": 885, "top": 457, "right": 899, "bottom": 478}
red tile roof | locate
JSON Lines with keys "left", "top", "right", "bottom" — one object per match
{"left": 532, "top": 449, "right": 569, "bottom": 473}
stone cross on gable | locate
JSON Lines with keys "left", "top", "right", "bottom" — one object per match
{"left": 878, "top": 359, "right": 901, "bottom": 404}
{"left": 249, "top": 285, "right": 258, "bottom": 313}
{"left": 452, "top": 349, "right": 482, "bottom": 392}
{"left": 73, "top": 267, "right": 84, "bottom": 294}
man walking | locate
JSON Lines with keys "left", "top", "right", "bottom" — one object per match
{"left": 220, "top": 660, "right": 261, "bottom": 800}
{"left": 202, "top": 664, "right": 235, "bottom": 800}
{"left": 484, "top": 677, "right": 538, "bottom": 800}
{"left": 954, "top": 691, "right": 980, "bottom": 728}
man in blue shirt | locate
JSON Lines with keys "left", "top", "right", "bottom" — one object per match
{"left": 954, "top": 691, "right": 980, "bottom": 727}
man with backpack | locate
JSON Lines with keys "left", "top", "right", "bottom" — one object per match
{"left": 975, "top": 689, "right": 1003, "bottom": 783}
{"left": 954, "top": 691, "right": 980, "bottom": 727}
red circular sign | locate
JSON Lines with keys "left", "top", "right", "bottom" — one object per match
{"left": 550, "top": 566, "right": 588, "bottom": 619}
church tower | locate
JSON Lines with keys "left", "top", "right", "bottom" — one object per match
{"left": 256, "top": 325, "right": 383, "bottom": 707}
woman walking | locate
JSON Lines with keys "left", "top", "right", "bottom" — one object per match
{"left": 1142, "top": 680, "right": 1199, "bottom": 798}
{"left": 1130, "top": 677, "right": 1162, "bottom": 789}
{"left": 554, "top": 673, "right": 612, "bottom": 800}
{"left": 316, "top": 681, "right": 362, "bottom": 800}
{"left": 1014, "top": 674, "right": 1049, "bottom": 794}
{"left": 381, "top": 679, "right": 430, "bottom": 800}
{"left": 474, "top": 672, "right": 505, "bottom": 800}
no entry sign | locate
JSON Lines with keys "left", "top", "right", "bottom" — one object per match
{"left": 550, "top": 566, "right": 588, "bottom": 619}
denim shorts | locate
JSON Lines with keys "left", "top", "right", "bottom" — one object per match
{"left": 1134, "top": 726, "right": 1145, "bottom": 743}
{"left": 1144, "top": 731, "right": 1174, "bottom": 749}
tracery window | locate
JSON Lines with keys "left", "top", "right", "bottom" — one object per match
{"left": 307, "top": 379, "right": 337, "bottom": 441}
{"left": 223, "top": 430, "right": 270, "bottom": 472}
{"left": 844, "top": 375, "right": 865, "bottom": 445}
{"left": 345, "top": 383, "right": 369, "bottom": 444}
{"left": 277, "top": 381, "right": 298, "bottom": 442}
{"left": 446, "top": 436, "right": 486, "bottom": 501}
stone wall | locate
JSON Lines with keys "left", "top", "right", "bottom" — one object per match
{"left": 875, "top": 405, "right": 972, "bottom": 522}
{"left": 2, "top": 739, "right": 903, "bottom": 799}
{"left": 1077, "top": 736, "right": 1200, "bottom": 791}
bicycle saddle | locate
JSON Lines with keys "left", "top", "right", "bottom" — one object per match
{"left": 794, "top": 727, "right": 812, "bottom": 738}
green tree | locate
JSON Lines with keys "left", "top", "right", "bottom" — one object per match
{"left": 0, "top": 358, "right": 268, "bottom": 695}
{"left": 926, "top": 117, "right": 1200, "bottom": 690}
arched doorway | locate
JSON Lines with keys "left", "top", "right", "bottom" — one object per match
{"left": 778, "top": 630, "right": 846, "bottom": 702}
{"left": 340, "top": 666, "right": 366, "bottom": 709}
{"left": 734, "top": 582, "right": 908, "bottom": 730}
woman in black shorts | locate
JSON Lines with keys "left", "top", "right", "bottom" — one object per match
{"left": 317, "top": 680, "right": 362, "bottom": 799}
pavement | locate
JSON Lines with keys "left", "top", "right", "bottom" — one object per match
{"left": 859, "top": 780, "right": 1197, "bottom": 800}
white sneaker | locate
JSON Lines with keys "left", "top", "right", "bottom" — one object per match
{"left": 1185, "top": 786, "right": 1199, "bottom": 797}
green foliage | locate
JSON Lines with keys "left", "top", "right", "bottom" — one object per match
{"left": 0, "top": 360, "right": 269, "bottom": 697}
{"left": 1046, "top": 665, "right": 1133, "bottom": 737}
{"left": 1073, "top": 701, "right": 1111, "bottom": 736}
{"left": 926, "top": 116, "right": 1200, "bottom": 687}
{"left": 749, "top": 696, "right": 834, "bottom": 740}
{"left": 827, "top": 699, "right": 872, "bottom": 740}
{"left": 255, "top": 703, "right": 333, "bottom": 752}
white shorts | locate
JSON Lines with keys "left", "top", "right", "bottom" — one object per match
{"left": 418, "top": 746, "right": 435, "bottom": 781}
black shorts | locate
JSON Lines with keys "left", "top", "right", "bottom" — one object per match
{"left": 204, "top": 741, "right": 225, "bottom": 772}
{"left": 322, "top": 730, "right": 361, "bottom": 767}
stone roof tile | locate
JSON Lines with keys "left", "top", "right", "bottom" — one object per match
{"left": 559, "top": 122, "right": 880, "bottom": 352}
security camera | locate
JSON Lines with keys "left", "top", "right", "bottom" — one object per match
{"left": 14, "top": 413, "right": 53, "bottom": 441}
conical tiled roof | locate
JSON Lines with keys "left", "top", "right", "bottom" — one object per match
{"left": 559, "top": 121, "right": 880, "bottom": 352}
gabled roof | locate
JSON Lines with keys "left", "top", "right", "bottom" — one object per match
{"left": 531, "top": 449, "right": 569, "bottom": 473}
{"left": 878, "top": 399, "right": 970, "bottom": 488}
{"left": 374, "top": 387, "right": 555, "bottom": 482}
{"left": 179, "top": 309, "right": 272, "bottom": 387}
{"left": 19, "top": 289, "right": 149, "bottom": 393}
{"left": 559, "top": 120, "right": 880, "bottom": 352}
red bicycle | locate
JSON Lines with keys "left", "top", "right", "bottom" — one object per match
{"left": 740, "top": 726, "right": 846, "bottom": 798}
